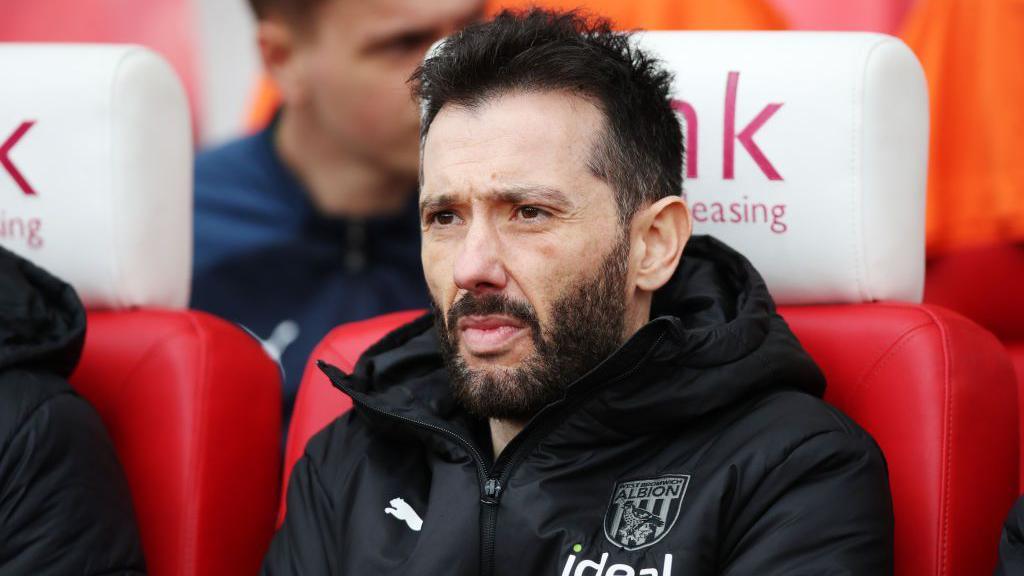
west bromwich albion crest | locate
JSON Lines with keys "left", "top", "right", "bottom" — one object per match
{"left": 604, "top": 474, "right": 690, "bottom": 550}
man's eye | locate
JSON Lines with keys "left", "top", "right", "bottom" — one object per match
{"left": 432, "top": 211, "right": 458, "bottom": 226}
{"left": 517, "top": 206, "right": 544, "bottom": 220}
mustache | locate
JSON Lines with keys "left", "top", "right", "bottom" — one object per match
{"left": 445, "top": 293, "right": 541, "bottom": 335}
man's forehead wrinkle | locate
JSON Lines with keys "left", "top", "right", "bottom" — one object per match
{"left": 424, "top": 117, "right": 519, "bottom": 159}
{"left": 421, "top": 90, "right": 613, "bottom": 211}
{"left": 420, "top": 129, "right": 498, "bottom": 188}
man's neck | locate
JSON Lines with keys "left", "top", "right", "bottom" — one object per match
{"left": 489, "top": 418, "right": 526, "bottom": 459}
{"left": 274, "top": 106, "right": 414, "bottom": 218}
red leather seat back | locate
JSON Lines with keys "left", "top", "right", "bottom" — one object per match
{"left": 781, "top": 304, "right": 1018, "bottom": 575}
{"left": 73, "top": 310, "right": 282, "bottom": 576}
{"left": 925, "top": 244, "right": 1024, "bottom": 490}
{"left": 279, "top": 310, "right": 423, "bottom": 525}
{"left": 1011, "top": 342, "right": 1024, "bottom": 489}
{"left": 925, "top": 244, "right": 1024, "bottom": 343}
{"left": 283, "top": 305, "right": 1019, "bottom": 574}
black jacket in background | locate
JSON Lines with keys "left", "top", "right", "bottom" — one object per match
{"left": 0, "top": 246, "right": 145, "bottom": 575}
{"left": 264, "top": 235, "right": 894, "bottom": 575}
{"left": 996, "top": 495, "right": 1024, "bottom": 575}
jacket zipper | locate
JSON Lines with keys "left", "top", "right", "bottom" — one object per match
{"left": 480, "top": 478, "right": 503, "bottom": 576}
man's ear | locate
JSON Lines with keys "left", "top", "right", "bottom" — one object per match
{"left": 256, "top": 17, "right": 305, "bottom": 103}
{"left": 633, "top": 196, "right": 691, "bottom": 293}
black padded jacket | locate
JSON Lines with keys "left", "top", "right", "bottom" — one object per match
{"left": 263, "top": 235, "right": 894, "bottom": 575}
{"left": 0, "top": 246, "right": 146, "bottom": 575}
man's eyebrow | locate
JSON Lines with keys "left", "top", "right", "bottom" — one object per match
{"left": 491, "top": 185, "right": 572, "bottom": 208}
{"left": 419, "top": 193, "right": 456, "bottom": 219}
{"left": 419, "top": 186, "right": 573, "bottom": 218}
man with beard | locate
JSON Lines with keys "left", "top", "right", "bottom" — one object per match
{"left": 263, "top": 9, "right": 894, "bottom": 575}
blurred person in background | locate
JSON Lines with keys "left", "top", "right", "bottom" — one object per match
{"left": 191, "top": 0, "right": 485, "bottom": 428}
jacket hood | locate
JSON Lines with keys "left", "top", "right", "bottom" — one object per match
{"left": 0, "top": 246, "right": 86, "bottom": 377}
{"left": 324, "top": 235, "right": 824, "bottom": 441}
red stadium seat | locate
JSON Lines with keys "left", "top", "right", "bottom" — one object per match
{"left": 279, "top": 310, "right": 424, "bottom": 525}
{"left": 280, "top": 32, "right": 1019, "bottom": 575}
{"left": 781, "top": 304, "right": 1017, "bottom": 575}
{"left": 74, "top": 311, "right": 281, "bottom": 575}
{"left": 925, "top": 243, "right": 1024, "bottom": 489}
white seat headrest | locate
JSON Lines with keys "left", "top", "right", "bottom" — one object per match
{"left": 0, "top": 44, "right": 192, "bottom": 309}
{"left": 636, "top": 32, "right": 928, "bottom": 304}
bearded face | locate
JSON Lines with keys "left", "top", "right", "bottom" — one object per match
{"left": 434, "top": 234, "right": 630, "bottom": 420}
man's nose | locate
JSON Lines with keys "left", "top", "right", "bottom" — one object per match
{"left": 453, "top": 220, "right": 507, "bottom": 294}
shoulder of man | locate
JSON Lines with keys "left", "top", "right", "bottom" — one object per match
{"left": 697, "top": 387, "right": 889, "bottom": 505}
{"left": 298, "top": 409, "right": 392, "bottom": 495}
{"left": 708, "top": 387, "right": 889, "bottom": 489}
{"left": 194, "top": 132, "right": 273, "bottom": 197}
{"left": 708, "top": 389, "right": 892, "bottom": 572}
{"left": 736, "top": 388, "right": 880, "bottom": 453}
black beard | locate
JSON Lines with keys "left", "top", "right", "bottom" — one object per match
{"left": 434, "top": 235, "right": 630, "bottom": 421}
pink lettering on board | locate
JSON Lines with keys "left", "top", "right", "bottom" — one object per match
{"left": 1, "top": 121, "right": 37, "bottom": 196}
{"left": 723, "top": 72, "right": 782, "bottom": 181}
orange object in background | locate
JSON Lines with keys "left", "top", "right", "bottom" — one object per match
{"left": 771, "top": 0, "right": 916, "bottom": 34}
{"left": 487, "top": 0, "right": 786, "bottom": 30}
{"left": 902, "top": 0, "right": 1024, "bottom": 254}
{"left": 246, "top": 74, "right": 281, "bottom": 133}
{"left": 244, "top": 0, "right": 786, "bottom": 131}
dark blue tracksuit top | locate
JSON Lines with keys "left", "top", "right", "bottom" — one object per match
{"left": 190, "top": 118, "right": 429, "bottom": 430}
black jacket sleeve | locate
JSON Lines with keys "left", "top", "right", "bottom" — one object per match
{"left": 0, "top": 387, "right": 146, "bottom": 575}
{"left": 996, "top": 495, "right": 1024, "bottom": 575}
{"left": 261, "top": 454, "right": 339, "bottom": 575}
{"left": 720, "top": 430, "right": 894, "bottom": 575}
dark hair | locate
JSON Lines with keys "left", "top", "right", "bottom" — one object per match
{"left": 248, "top": 0, "right": 327, "bottom": 22}
{"left": 411, "top": 9, "right": 683, "bottom": 224}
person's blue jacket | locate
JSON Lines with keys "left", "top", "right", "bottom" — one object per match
{"left": 191, "top": 119, "right": 428, "bottom": 424}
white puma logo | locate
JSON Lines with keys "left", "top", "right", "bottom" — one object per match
{"left": 384, "top": 498, "right": 423, "bottom": 532}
